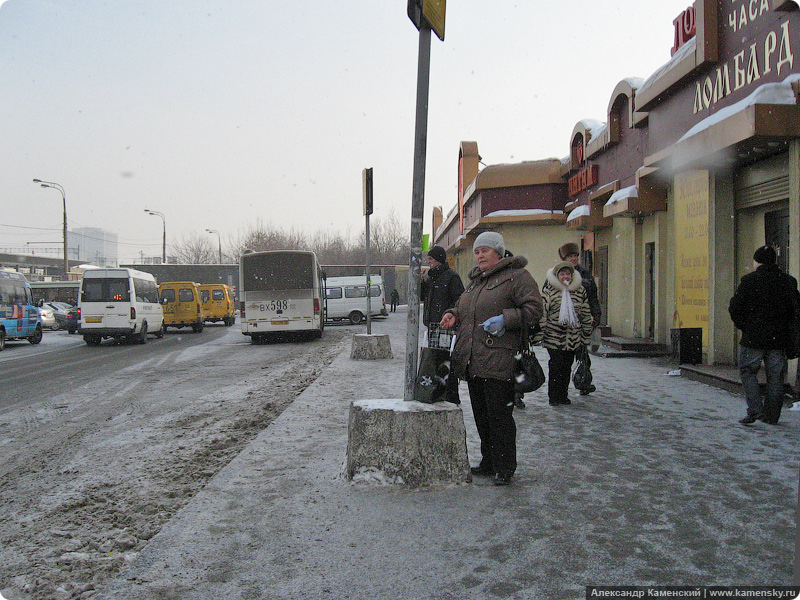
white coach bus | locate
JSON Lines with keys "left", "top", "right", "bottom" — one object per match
{"left": 239, "top": 250, "right": 325, "bottom": 343}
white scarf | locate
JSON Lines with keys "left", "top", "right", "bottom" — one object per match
{"left": 558, "top": 288, "right": 579, "bottom": 327}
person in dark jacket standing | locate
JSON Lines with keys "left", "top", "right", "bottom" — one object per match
{"left": 421, "top": 245, "right": 465, "bottom": 404}
{"left": 559, "top": 242, "right": 601, "bottom": 395}
{"left": 390, "top": 288, "right": 400, "bottom": 312}
{"left": 729, "top": 245, "right": 800, "bottom": 425}
{"left": 440, "top": 232, "right": 542, "bottom": 486}
{"left": 421, "top": 246, "right": 464, "bottom": 327}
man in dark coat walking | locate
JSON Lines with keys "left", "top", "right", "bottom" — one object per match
{"left": 729, "top": 245, "right": 800, "bottom": 425}
{"left": 559, "top": 242, "right": 601, "bottom": 395}
{"left": 421, "top": 245, "right": 465, "bottom": 404}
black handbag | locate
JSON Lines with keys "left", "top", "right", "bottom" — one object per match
{"left": 572, "top": 344, "right": 593, "bottom": 390}
{"left": 514, "top": 323, "right": 545, "bottom": 393}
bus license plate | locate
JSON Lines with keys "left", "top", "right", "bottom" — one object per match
{"left": 85, "top": 317, "right": 102, "bottom": 323}
{"left": 271, "top": 319, "right": 289, "bottom": 325}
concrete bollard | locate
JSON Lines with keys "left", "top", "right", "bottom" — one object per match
{"left": 345, "top": 398, "right": 471, "bottom": 487}
{"left": 350, "top": 333, "right": 393, "bottom": 360}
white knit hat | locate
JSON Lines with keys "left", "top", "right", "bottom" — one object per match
{"left": 473, "top": 231, "right": 505, "bottom": 257}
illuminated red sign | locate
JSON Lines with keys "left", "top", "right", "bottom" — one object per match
{"left": 672, "top": 6, "right": 696, "bottom": 56}
{"left": 568, "top": 165, "right": 598, "bottom": 198}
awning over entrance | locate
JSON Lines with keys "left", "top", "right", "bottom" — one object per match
{"left": 644, "top": 76, "right": 800, "bottom": 172}
{"left": 603, "top": 179, "right": 668, "bottom": 219}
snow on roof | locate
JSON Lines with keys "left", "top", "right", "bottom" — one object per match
{"left": 580, "top": 119, "right": 605, "bottom": 133}
{"left": 566, "top": 204, "right": 591, "bottom": 221}
{"left": 678, "top": 74, "right": 800, "bottom": 143}
{"left": 485, "top": 209, "right": 564, "bottom": 217}
{"left": 623, "top": 77, "right": 646, "bottom": 90}
{"left": 605, "top": 185, "right": 638, "bottom": 207}
{"left": 638, "top": 37, "right": 697, "bottom": 100}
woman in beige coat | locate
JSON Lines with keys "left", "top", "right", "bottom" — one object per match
{"left": 537, "top": 261, "right": 594, "bottom": 406}
{"left": 440, "top": 232, "right": 542, "bottom": 486}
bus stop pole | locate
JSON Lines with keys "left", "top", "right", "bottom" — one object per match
{"left": 404, "top": 23, "right": 432, "bottom": 402}
{"left": 365, "top": 212, "right": 372, "bottom": 335}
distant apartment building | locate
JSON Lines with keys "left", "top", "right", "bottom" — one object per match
{"left": 68, "top": 227, "right": 119, "bottom": 267}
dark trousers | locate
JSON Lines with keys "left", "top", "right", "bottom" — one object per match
{"left": 739, "top": 346, "right": 787, "bottom": 421}
{"left": 391, "top": 300, "right": 398, "bottom": 312}
{"left": 467, "top": 376, "right": 516, "bottom": 476}
{"left": 547, "top": 348, "right": 576, "bottom": 404}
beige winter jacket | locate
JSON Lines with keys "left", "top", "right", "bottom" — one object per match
{"left": 537, "top": 267, "right": 594, "bottom": 351}
{"left": 446, "top": 255, "right": 542, "bottom": 381}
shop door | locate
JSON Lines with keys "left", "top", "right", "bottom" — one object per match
{"left": 645, "top": 242, "right": 655, "bottom": 338}
{"left": 765, "top": 208, "right": 789, "bottom": 272}
{"left": 595, "top": 246, "right": 608, "bottom": 327}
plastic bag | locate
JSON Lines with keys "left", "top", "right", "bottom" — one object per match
{"left": 572, "top": 345, "right": 593, "bottom": 390}
{"left": 415, "top": 347, "right": 452, "bottom": 404}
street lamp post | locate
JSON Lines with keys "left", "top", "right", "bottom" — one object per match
{"left": 33, "top": 179, "right": 68, "bottom": 280}
{"left": 205, "top": 229, "right": 222, "bottom": 263}
{"left": 144, "top": 209, "right": 166, "bottom": 263}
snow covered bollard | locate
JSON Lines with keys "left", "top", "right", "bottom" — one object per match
{"left": 350, "top": 333, "right": 393, "bottom": 360}
{"left": 345, "top": 399, "right": 471, "bottom": 487}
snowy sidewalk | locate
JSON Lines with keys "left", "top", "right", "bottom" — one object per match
{"left": 101, "top": 313, "right": 799, "bottom": 600}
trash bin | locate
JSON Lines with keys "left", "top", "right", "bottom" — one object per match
{"left": 670, "top": 328, "right": 702, "bottom": 365}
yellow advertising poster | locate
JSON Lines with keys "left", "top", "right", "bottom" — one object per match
{"left": 674, "top": 169, "right": 709, "bottom": 349}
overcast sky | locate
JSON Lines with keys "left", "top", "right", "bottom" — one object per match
{"left": 1, "top": 0, "right": 692, "bottom": 263}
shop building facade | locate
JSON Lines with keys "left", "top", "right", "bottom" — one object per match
{"left": 432, "top": 0, "right": 800, "bottom": 367}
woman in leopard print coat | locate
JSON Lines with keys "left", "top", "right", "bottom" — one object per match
{"left": 536, "top": 261, "right": 593, "bottom": 405}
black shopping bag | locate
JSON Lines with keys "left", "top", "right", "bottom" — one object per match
{"left": 415, "top": 347, "right": 452, "bottom": 404}
{"left": 572, "top": 345, "right": 593, "bottom": 390}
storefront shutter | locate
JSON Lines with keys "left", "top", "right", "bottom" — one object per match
{"left": 734, "top": 153, "right": 790, "bottom": 210}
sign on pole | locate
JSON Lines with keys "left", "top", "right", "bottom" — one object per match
{"left": 407, "top": 0, "right": 446, "bottom": 41}
{"left": 362, "top": 167, "right": 374, "bottom": 216}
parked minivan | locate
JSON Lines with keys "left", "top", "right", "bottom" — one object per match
{"left": 324, "top": 276, "right": 387, "bottom": 324}
{"left": 199, "top": 283, "right": 235, "bottom": 326}
{"left": 159, "top": 281, "right": 205, "bottom": 332}
{"left": 78, "top": 268, "right": 165, "bottom": 345}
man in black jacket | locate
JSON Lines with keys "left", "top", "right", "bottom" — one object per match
{"left": 421, "top": 245, "right": 464, "bottom": 404}
{"left": 559, "top": 242, "right": 601, "bottom": 395}
{"left": 729, "top": 245, "right": 800, "bottom": 425}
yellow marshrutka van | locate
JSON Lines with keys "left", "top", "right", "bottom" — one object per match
{"left": 199, "top": 283, "right": 235, "bottom": 326}
{"left": 158, "top": 281, "right": 205, "bottom": 333}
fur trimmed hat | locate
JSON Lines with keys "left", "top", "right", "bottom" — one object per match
{"left": 473, "top": 231, "right": 505, "bottom": 257}
{"left": 554, "top": 261, "right": 575, "bottom": 276}
{"left": 558, "top": 242, "right": 580, "bottom": 260}
{"left": 753, "top": 245, "right": 777, "bottom": 265}
{"left": 427, "top": 245, "right": 447, "bottom": 264}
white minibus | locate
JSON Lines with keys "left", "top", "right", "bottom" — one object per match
{"left": 324, "top": 275, "right": 387, "bottom": 325}
{"left": 78, "top": 268, "right": 165, "bottom": 345}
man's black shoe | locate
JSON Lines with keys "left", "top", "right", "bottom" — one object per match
{"left": 470, "top": 465, "right": 494, "bottom": 476}
{"left": 579, "top": 385, "right": 596, "bottom": 396}
{"left": 494, "top": 473, "right": 512, "bottom": 486}
{"left": 759, "top": 415, "right": 779, "bottom": 425}
{"left": 739, "top": 413, "right": 761, "bottom": 425}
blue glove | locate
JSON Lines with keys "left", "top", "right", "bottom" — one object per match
{"left": 482, "top": 315, "right": 505, "bottom": 337}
